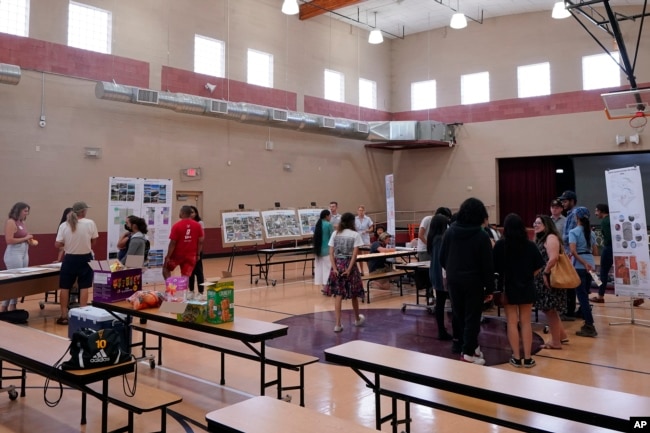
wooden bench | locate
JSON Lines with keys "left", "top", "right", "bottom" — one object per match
{"left": 361, "top": 269, "right": 410, "bottom": 303}
{"left": 377, "top": 377, "right": 614, "bottom": 433}
{"left": 325, "top": 340, "right": 648, "bottom": 433}
{"left": 131, "top": 321, "right": 318, "bottom": 406}
{"left": 88, "top": 379, "right": 182, "bottom": 433}
{"left": 246, "top": 257, "right": 315, "bottom": 286}
{"left": 206, "top": 395, "right": 379, "bottom": 433}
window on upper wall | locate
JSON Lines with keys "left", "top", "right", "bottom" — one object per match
{"left": 517, "top": 62, "right": 551, "bottom": 98}
{"left": 325, "top": 69, "right": 345, "bottom": 102}
{"left": 247, "top": 49, "right": 273, "bottom": 88}
{"left": 0, "top": 0, "right": 29, "bottom": 37}
{"left": 359, "top": 78, "right": 377, "bottom": 109}
{"left": 582, "top": 52, "right": 621, "bottom": 90}
{"left": 68, "top": 1, "right": 112, "bottom": 54}
{"left": 461, "top": 72, "right": 490, "bottom": 105}
{"left": 194, "top": 35, "right": 225, "bottom": 78}
{"left": 411, "top": 80, "right": 436, "bottom": 110}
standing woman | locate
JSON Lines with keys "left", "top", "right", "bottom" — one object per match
{"left": 533, "top": 215, "right": 569, "bottom": 349}
{"left": 570, "top": 207, "right": 599, "bottom": 338}
{"left": 439, "top": 198, "right": 494, "bottom": 365}
{"left": 493, "top": 213, "right": 544, "bottom": 368}
{"left": 54, "top": 202, "right": 98, "bottom": 324}
{"left": 3, "top": 202, "right": 34, "bottom": 312}
{"left": 120, "top": 217, "right": 148, "bottom": 264}
{"left": 312, "top": 209, "right": 332, "bottom": 294}
{"left": 327, "top": 212, "right": 365, "bottom": 332}
{"left": 56, "top": 207, "right": 73, "bottom": 262}
{"left": 427, "top": 213, "right": 452, "bottom": 340}
{"left": 188, "top": 206, "right": 205, "bottom": 294}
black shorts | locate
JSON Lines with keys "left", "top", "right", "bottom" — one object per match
{"left": 59, "top": 253, "right": 93, "bottom": 289}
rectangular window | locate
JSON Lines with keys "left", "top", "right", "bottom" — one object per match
{"left": 0, "top": 0, "right": 29, "bottom": 37}
{"left": 517, "top": 62, "right": 551, "bottom": 98}
{"left": 411, "top": 80, "right": 436, "bottom": 110}
{"left": 582, "top": 52, "right": 621, "bottom": 90}
{"left": 247, "top": 49, "right": 273, "bottom": 88}
{"left": 359, "top": 78, "right": 377, "bottom": 109}
{"left": 325, "top": 69, "right": 344, "bottom": 103}
{"left": 194, "top": 35, "right": 225, "bottom": 78}
{"left": 68, "top": 1, "right": 112, "bottom": 54}
{"left": 461, "top": 72, "right": 490, "bottom": 105}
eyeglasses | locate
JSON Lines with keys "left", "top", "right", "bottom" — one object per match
{"left": 532, "top": 221, "right": 542, "bottom": 226}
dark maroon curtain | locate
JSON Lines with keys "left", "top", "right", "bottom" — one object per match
{"left": 498, "top": 157, "right": 557, "bottom": 227}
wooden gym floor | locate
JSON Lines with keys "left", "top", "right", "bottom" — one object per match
{"left": 1, "top": 256, "right": 649, "bottom": 432}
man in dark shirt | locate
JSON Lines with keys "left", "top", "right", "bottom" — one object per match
{"left": 368, "top": 233, "right": 395, "bottom": 290}
{"left": 591, "top": 203, "right": 611, "bottom": 303}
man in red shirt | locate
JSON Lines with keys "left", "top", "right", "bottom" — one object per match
{"left": 163, "top": 205, "right": 204, "bottom": 279}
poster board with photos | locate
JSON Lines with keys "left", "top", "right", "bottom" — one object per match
{"left": 107, "top": 177, "right": 172, "bottom": 285}
{"left": 297, "top": 208, "right": 324, "bottom": 236}
{"left": 220, "top": 210, "right": 264, "bottom": 247}
{"left": 260, "top": 209, "right": 301, "bottom": 242}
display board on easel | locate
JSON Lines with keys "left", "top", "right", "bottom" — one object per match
{"left": 260, "top": 208, "right": 301, "bottom": 242}
{"left": 297, "top": 208, "right": 324, "bottom": 237}
{"left": 220, "top": 209, "right": 264, "bottom": 247}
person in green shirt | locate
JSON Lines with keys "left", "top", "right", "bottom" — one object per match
{"left": 591, "top": 203, "right": 611, "bottom": 303}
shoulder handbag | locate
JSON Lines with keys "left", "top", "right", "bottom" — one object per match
{"left": 550, "top": 247, "right": 581, "bottom": 289}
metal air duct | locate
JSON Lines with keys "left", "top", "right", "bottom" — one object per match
{"left": 0, "top": 63, "right": 22, "bottom": 85}
{"left": 94, "top": 81, "right": 453, "bottom": 145}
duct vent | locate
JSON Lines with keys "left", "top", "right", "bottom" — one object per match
{"left": 271, "top": 109, "right": 288, "bottom": 122}
{"left": 357, "top": 122, "right": 369, "bottom": 134}
{"left": 134, "top": 88, "right": 159, "bottom": 104}
{"left": 321, "top": 117, "right": 336, "bottom": 128}
{"left": 209, "top": 99, "right": 228, "bottom": 114}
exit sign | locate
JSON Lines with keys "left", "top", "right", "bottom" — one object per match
{"left": 181, "top": 167, "right": 202, "bottom": 181}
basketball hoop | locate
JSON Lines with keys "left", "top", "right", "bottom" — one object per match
{"left": 629, "top": 111, "right": 647, "bottom": 133}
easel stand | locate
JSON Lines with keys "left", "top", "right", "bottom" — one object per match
{"left": 223, "top": 245, "right": 238, "bottom": 278}
{"left": 609, "top": 298, "right": 650, "bottom": 327}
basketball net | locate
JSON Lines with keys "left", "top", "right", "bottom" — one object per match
{"left": 629, "top": 111, "right": 647, "bottom": 134}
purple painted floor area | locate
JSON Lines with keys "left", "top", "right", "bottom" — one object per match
{"left": 269, "top": 308, "right": 543, "bottom": 366}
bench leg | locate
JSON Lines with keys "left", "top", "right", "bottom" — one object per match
{"left": 220, "top": 352, "right": 226, "bottom": 385}
{"left": 160, "top": 407, "right": 168, "bottom": 433}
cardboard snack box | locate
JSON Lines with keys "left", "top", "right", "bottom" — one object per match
{"left": 90, "top": 260, "right": 142, "bottom": 303}
{"left": 206, "top": 280, "right": 234, "bottom": 324}
{"left": 158, "top": 299, "right": 208, "bottom": 323}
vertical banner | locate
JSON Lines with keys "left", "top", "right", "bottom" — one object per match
{"left": 605, "top": 166, "right": 650, "bottom": 298}
{"left": 108, "top": 177, "right": 173, "bottom": 285}
{"left": 385, "top": 174, "right": 395, "bottom": 243}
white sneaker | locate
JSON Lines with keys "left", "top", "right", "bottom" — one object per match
{"left": 354, "top": 314, "right": 366, "bottom": 327}
{"left": 334, "top": 325, "right": 343, "bottom": 333}
{"left": 474, "top": 346, "right": 484, "bottom": 358}
{"left": 461, "top": 354, "right": 486, "bottom": 365}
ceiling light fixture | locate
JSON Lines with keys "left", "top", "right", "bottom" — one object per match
{"left": 552, "top": 1, "right": 571, "bottom": 19}
{"left": 450, "top": 13, "right": 468, "bottom": 29}
{"left": 368, "top": 12, "right": 384, "bottom": 44}
{"left": 281, "top": 0, "right": 299, "bottom": 16}
{"left": 433, "top": 1, "right": 483, "bottom": 29}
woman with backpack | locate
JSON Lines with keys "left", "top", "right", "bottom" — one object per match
{"left": 120, "top": 216, "right": 149, "bottom": 265}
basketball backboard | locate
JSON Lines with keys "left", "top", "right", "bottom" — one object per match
{"left": 601, "top": 88, "right": 650, "bottom": 120}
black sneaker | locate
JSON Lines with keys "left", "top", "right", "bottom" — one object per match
{"left": 509, "top": 356, "right": 522, "bottom": 368}
{"left": 576, "top": 323, "right": 598, "bottom": 337}
{"left": 523, "top": 358, "right": 536, "bottom": 368}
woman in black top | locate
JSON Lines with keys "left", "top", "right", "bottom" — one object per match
{"left": 493, "top": 213, "right": 544, "bottom": 368}
{"left": 439, "top": 198, "right": 494, "bottom": 365}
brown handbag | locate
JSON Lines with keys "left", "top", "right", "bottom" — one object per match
{"left": 550, "top": 247, "right": 581, "bottom": 289}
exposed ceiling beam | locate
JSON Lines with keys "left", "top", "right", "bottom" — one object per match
{"left": 299, "top": 0, "right": 366, "bottom": 20}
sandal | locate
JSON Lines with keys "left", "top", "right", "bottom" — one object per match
{"left": 56, "top": 317, "right": 69, "bottom": 325}
{"left": 540, "top": 343, "right": 562, "bottom": 350}
{"left": 561, "top": 338, "right": 570, "bottom": 344}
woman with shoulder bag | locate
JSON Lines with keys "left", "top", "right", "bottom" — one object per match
{"left": 533, "top": 215, "right": 569, "bottom": 349}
